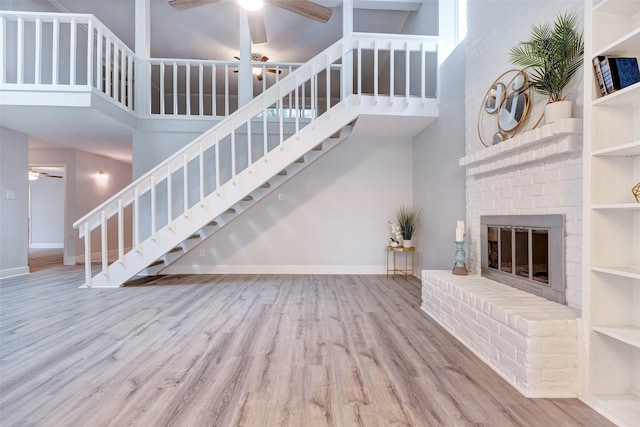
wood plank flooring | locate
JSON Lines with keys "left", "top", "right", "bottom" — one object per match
{"left": 0, "top": 261, "right": 612, "bottom": 426}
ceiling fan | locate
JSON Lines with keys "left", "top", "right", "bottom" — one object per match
{"left": 168, "top": 0, "right": 332, "bottom": 44}
{"left": 233, "top": 54, "right": 282, "bottom": 81}
{"left": 29, "top": 168, "right": 63, "bottom": 180}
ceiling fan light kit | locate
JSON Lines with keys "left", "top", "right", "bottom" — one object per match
{"left": 237, "top": 0, "right": 263, "bottom": 12}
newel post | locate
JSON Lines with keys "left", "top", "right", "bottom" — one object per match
{"left": 341, "top": 0, "right": 353, "bottom": 100}
{"left": 134, "top": 0, "right": 150, "bottom": 114}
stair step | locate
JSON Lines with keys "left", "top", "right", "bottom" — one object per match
{"left": 224, "top": 208, "right": 236, "bottom": 214}
{"left": 147, "top": 259, "right": 164, "bottom": 268}
{"left": 348, "top": 118, "right": 358, "bottom": 127}
{"left": 168, "top": 247, "right": 183, "bottom": 254}
{"left": 260, "top": 182, "right": 271, "bottom": 188}
{"left": 313, "top": 143, "right": 323, "bottom": 151}
{"left": 278, "top": 169, "right": 287, "bottom": 176}
{"left": 330, "top": 130, "right": 341, "bottom": 139}
{"left": 206, "top": 220, "right": 218, "bottom": 227}
{"left": 295, "top": 157, "right": 305, "bottom": 163}
{"left": 241, "top": 195, "right": 253, "bottom": 202}
{"left": 187, "top": 234, "right": 200, "bottom": 240}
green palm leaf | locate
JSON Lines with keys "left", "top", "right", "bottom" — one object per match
{"left": 509, "top": 12, "right": 584, "bottom": 102}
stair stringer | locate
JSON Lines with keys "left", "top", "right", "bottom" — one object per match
{"left": 140, "top": 123, "right": 354, "bottom": 276}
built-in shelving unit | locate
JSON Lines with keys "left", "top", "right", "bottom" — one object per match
{"left": 583, "top": 1, "right": 640, "bottom": 425}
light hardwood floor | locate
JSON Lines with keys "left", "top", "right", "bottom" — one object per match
{"left": 0, "top": 260, "right": 612, "bottom": 426}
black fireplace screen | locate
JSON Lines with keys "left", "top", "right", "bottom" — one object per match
{"left": 481, "top": 215, "right": 565, "bottom": 304}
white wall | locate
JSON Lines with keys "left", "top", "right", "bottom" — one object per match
{"left": 165, "top": 135, "right": 414, "bottom": 274}
{"left": 412, "top": 40, "right": 466, "bottom": 270}
{"left": 30, "top": 174, "right": 65, "bottom": 247}
{"left": 0, "top": 127, "right": 29, "bottom": 278}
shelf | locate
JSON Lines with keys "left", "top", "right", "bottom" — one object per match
{"left": 594, "top": 26, "right": 640, "bottom": 56}
{"left": 593, "top": 140, "right": 640, "bottom": 156}
{"left": 592, "top": 265, "right": 640, "bottom": 280}
{"left": 592, "top": 203, "right": 640, "bottom": 210}
{"left": 592, "top": 81, "right": 640, "bottom": 107}
{"left": 594, "top": 326, "right": 640, "bottom": 349}
{"left": 588, "top": 394, "right": 640, "bottom": 427}
{"left": 594, "top": 0, "right": 640, "bottom": 16}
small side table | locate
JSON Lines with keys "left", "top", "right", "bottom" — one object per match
{"left": 386, "top": 246, "right": 415, "bottom": 279}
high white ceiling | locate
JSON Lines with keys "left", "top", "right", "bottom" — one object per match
{"left": 54, "top": 0, "right": 420, "bottom": 63}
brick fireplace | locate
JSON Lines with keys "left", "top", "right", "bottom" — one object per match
{"left": 421, "top": 119, "right": 583, "bottom": 398}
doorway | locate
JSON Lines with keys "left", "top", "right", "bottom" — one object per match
{"left": 28, "top": 165, "right": 66, "bottom": 271}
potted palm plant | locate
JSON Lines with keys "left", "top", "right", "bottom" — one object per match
{"left": 509, "top": 12, "right": 584, "bottom": 123}
{"left": 396, "top": 205, "right": 421, "bottom": 248}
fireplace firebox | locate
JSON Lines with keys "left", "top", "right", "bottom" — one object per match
{"left": 481, "top": 215, "right": 565, "bottom": 304}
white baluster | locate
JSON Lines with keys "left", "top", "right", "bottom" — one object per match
{"left": 126, "top": 55, "right": 132, "bottom": 109}
{"left": 373, "top": 40, "right": 378, "bottom": 102}
{"left": 186, "top": 63, "right": 191, "bottom": 116}
{"left": 421, "top": 42, "right": 426, "bottom": 102}
{"left": 231, "top": 124, "right": 237, "bottom": 182}
{"left": 224, "top": 64, "right": 229, "bottom": 116}
{"left": 263, "top": 100, "right": 268, "bottom": 162}
{"left": 117, "top": 199, "right": 124, "bottom": 264}
{"left": 357, "top": 39, "right": 362, "bottom": 101}
{"left": 105, "top": 38, "right": 111, "bottom": 96}
{"left": 199, "top": 142, "right": 205, "bottom": 205}
{"left": 390, "top": 44, "right": 394, "bottom": 100}
{"left": 101, "top": 210, "right": 108, "bottom": 275}
{"left": 166, "top": 164, "right": 173, "bottom": 230}
{"left": 294, "top": 77, "right": 299, "bottom": 138}
{"left": 326, "top": 54, "right": 330, "bottom": 114}
{"left": 95, "top": 28, "right": 102, "bottom": 90}
{"left": 35, "top": 18, "right": 41, "bottom": 84}
{"left": 215, "top": 132, "right": 221, "bottom": 195}
{"left": 172, "top": 62, "right": 177, "bottom": 115}
{"left": 86, "top": 20, "right": 93, "bottom": 87}
{"left": 183, "top": 153, "right": 189, "bottom": 217}
{"left": 70, "top": 19, "right": 76, "bottom": 85}
{"left": 84, "top": 222, "right": 92, "bottom": 287}
{"left": 405, "top": 42, "right": 410, "bottom": 104}
{"left": 247, "top": 117, "right": 253, "bottom": 172}
{"left": 160, "top": 63, "right": 165, "bottom": 115}
{"left": 198, "top": 63, "right": 204, "bottom": 116}
{"left": 133, "top": 187, "right": 140, "bottom": 252}
{"left": 150, "top": 175, "right": 156, "bottom": 240}
{"left": 0, "top": 17, "right": 5, "bottom": 84}
{"left": 211, "top": 64, "right": 216, "bottom": 116}
{"left": 120, "top": 48, "right": 126, "bottom": 104}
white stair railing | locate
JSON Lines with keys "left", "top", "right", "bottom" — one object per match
{"left": 0, "top": 11, "right": 135, "bottom": 111}
{"left": 145, "top": 58, "right": 302, "bottom": 117}
{"left": 72, "top": 32, "right": 438, "bottom": 287}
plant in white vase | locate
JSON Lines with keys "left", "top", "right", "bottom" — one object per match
{"left": 509, "top": 12, "right": 584, "bottom": 123}
{"left": 395, "top": 205, "right": 421, "bottom": 248}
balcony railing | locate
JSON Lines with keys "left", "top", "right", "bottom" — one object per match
{"left": 1, "top": 11, "right": 439, "bottom": 120}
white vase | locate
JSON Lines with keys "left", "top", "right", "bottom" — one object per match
{"left": 544, "top": 100, "right": 572, "bottom": 124}
{"left": 403, "top": 239, "right": 413, "bottom": 248}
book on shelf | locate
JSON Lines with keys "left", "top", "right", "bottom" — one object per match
{"left": 593, "top": 56, "right": 608, "bottom": 96}
{"left": 594, "top": 56, "right": 640, "bottom": 96}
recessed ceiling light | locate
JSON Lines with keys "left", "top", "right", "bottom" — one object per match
{"left": 237, "top": 0, "right": 263, "bottom": 12}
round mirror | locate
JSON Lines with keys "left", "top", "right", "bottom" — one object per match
{"left": 512, "top": 73, "right": 527, "bottom": 91}
{"left": 499, "top": 92, "right": 529, "bottom": 132}
{"left": 484, "top": 82, "right": 506, "bottom": 114}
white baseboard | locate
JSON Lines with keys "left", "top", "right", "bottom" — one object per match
{"left": 163, "top": 264, "right": 387, "bottom": 275}
{"left": 0, "top": 266, "right": 30, "bottom": 280}
{"left": 29, "top": 243, "right": 64, "bottom": 249}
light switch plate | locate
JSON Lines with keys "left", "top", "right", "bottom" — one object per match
{"left": 6, "top": 190, "right": 16, "bottom": 200}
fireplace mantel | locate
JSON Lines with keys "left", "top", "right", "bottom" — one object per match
{"left": 459, "top": 119, "right": 582, "bottom": 177}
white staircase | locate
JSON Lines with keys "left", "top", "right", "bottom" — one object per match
{"left": 73, "top": 33, "right": 439, "bottom": 288}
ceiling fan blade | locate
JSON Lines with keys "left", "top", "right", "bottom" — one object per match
{"left": 247, "top": 12, "right": 267, "bottom": 44}
{"left": 256, "top": 74, "right": 263, "bottom": 81}
{"left": 168, "top": 0, "right": 223, "bottom": 11}
{"left": 267, "top": 0, "right": 332, "bottom": 23}
{"left": 266, "top": 68, "right": 282, "bottom": 74}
